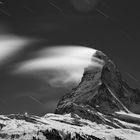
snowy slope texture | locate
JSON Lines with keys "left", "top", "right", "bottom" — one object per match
{"left": 1, "top": 50, "right": 140, "bottom": 140}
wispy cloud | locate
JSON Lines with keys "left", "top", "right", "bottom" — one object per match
{"left": 13, "top": 46, "right": 103, "bottom": 87}
{"left": 0, "top": 35, "right": 30, "bottom": 64}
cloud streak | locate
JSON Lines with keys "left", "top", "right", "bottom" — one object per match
{"left": 0, "top": 35, "right": 30, "bottom": 64}
{"left": 14, "top": 46, "right": 102, "bottom": 87}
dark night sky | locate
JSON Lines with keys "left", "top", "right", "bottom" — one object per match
{"left": 0, "top": 0, "right": 140, "bottom": 116}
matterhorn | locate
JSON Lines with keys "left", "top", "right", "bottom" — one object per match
{"left": 1, "top": 50, "right": 140, "bottom": 140}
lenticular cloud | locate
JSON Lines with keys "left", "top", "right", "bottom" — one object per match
{"left": 15, "top": 46, "right": 102, "bottom": 87}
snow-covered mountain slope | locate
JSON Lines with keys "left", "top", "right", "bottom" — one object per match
{"left": 1, "top": 50, "right": 140, "bottom": 140}
{"left": 0, "top": 113, "right": 140, "bottom": 140}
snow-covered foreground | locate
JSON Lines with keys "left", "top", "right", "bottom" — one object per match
{"left": 0, "top": 113, "right": 140, "bottom": 140}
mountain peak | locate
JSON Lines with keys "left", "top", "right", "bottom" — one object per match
{"left": 93, "top": 50, "right": 108, "bottom": 61}
{"left": 55, "top": 50, "right": 140, "bottom": 117}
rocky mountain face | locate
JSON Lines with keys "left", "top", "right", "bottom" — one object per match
{"left": 1, "top": 50, "right": 140, "bottom": 140}
{"left": 56, "top": 51, "right": 140, "bottom": 117}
